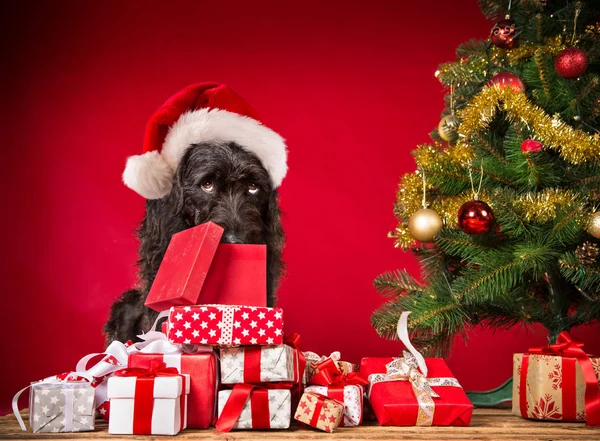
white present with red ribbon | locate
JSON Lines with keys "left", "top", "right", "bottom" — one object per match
{"left": 107, "top": 361, "right": 190, "bottom": 435}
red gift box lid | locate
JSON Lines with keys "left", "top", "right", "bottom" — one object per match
{"left": 145, "top": 222, "right": 224, "bottom": 311}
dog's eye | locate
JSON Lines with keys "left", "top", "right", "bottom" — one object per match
{"left": 201, "top": 181, "right": 214, "bottom": 193}
{"left": 248, "top": 183, "right": 259, "bottom": 195}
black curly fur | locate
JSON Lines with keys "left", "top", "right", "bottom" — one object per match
{"left": 104, "top": 142, "right": 285, "bottom": 345}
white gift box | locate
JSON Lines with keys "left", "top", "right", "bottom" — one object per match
{"left": 217, "top": 389, "right": 291, "bottom": 429}
{"left": 220, "top": 345, "right": 296, "bottom": 384}
{"left": 305, "top": 384, "right": 363, "bottom": 426}
{"left": 107, "top": 373, "right": 190, "bottom": 435}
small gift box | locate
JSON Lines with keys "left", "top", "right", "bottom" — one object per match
{"left": 512, "top": 331, "right": 600, "bottom": 426}
{"left": 304, "top": 357, "right": 368, "bottom": 426}
{"left": 216, "top": 384, "right": 291, "bottom": 431}
{"left": 304, "top": 351, "right": 358, "bottom": 384}
{"left": 129, "top": 350, "right": 217, "bottom": 428}
{"left": 294, "top": 392, "right": 344, "bottom": 433}
{"left": 220, "top": 344, "right": 299, "bottom": 384}
{"left": 144, "top": 222, "right": 267, "bottom": 311}
{"left": 15, "top": 381, "right": 95, "bottom": 433}
{"left": 167, "top": 304, "right": 284, "bottom": 346}
{"left": 107, "top": 361, "right": 190, "bottom": 435}
{"left": 360, "top": 312, "right": 473, "bottom": 427}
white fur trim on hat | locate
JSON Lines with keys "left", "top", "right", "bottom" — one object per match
{"left": 122, "top": 150, "right": 174, "bottom": 199}
{"left": 123, "top": 108, "right": 288, "bottom": 199}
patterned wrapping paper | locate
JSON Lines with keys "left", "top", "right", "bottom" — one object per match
{"left": 217, "top": 389, "right": 291, "bottom": 429}
{"left": 304, "top": 384, "right": 363, "bottom": 426}
{"left": 29, "top": 382, "right": 95, "bottom": 433}
{"left": 294, "top": 392, "right": 344, "bottom": 433}
{"left": 167, "top": 305, "right": 284, "bottom": 346}
{"left": 512, "top": 352, "right": 600, "bottom": 422}
{"left": 220, "top": 345, "right": 295, "bottom": 384}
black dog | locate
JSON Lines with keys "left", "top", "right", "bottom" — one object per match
{"left": 103, "top": 141, "right": 284, "bottom": 345}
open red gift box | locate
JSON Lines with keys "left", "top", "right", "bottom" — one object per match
{"left": 144, "top": 222, "right": 266, "bottom": 311}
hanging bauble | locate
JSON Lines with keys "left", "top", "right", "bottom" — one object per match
{"left": 438, "top": 114, "right": 459, "bottom": 143}
{"left": 457, "top": 200, "right": 495, "bottom": 235}
{"left": 408, "top": 208, "right": 443, "bottom": 242}
{"left": 587, "top": 212, "right": 600, "bottom": 239}
{"left": 521, "top": 139, "right": 543, "bottom": 153}
{"left": 486, "top": 72, "right": 526, "bottom": 93}
{"left": 555, "top": 48, "right": 588, "bottom": 79}
{"left": 490, "top": 17, "right": 517, "bottom": 49}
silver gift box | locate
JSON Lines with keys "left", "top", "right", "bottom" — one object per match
{"left": 29, "top": 382, "right": 95, "bottom": 433}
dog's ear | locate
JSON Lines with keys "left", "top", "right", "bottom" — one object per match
{"left": 265, "top": 190, "right": 285, "bottom": 305}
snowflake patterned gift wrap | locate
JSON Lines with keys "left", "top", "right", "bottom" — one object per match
{"left": 512, "top": 331, "right": 600, "bottom": 426}
{"left": 220, "top": 344, "right": 300, "bottom": 384}
{"left": 107, "top": 362, "right": 190, "bottom": 435}
{"left": 167, "top": 304, "right": 284, "bottom": 346}
{"left": 294, "top": 392, "right": 344, "bottom": 433}
{"left": 14, "top": 381, "right": 95, "bottom": 433}
{"left": 216, "top": 384, "right": 291, "bottom": 431}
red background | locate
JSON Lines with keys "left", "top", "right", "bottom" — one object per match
{"left": 3, "top": 0, "right": 599, "bottom": 415}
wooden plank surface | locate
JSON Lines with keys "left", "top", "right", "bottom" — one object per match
{"left": 1, "top": 409, "right": 599, "bottom": 441}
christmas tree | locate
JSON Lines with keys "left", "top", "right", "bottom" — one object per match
{"left": 372, "top": 0, "right": 600, "bottom": 356}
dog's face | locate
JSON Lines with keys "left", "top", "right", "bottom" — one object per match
{"left": 174, "top": 142, "right": 274, "bottom": 244}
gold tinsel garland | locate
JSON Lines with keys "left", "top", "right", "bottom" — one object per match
{"left": 511, "top": 188, "right": 582, "bottom": 223}
{"left": 458, "top": 86, "right": 600, "bottom": 165}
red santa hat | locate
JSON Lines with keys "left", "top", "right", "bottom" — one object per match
{"left": 123, "top": 82, "right": 288, "bottom": 199}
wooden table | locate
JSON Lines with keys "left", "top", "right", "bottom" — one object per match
{"left": 1, "top": 409, "right": 599, "bottom": 441}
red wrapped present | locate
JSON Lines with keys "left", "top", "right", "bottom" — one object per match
{"left": 129, "top": 351, "right": 217, "bottom": 429}
{"left": 144, "top": 222, "right": 267, "bottom": 311}
{"left": 513, "top": 331, "right": 600, "bottom": 426}
{"left": 167, "top": 305, "right": 283, "bottom": 346}
{"left": 360, "top": 312, "right": 473, "bottom": 426}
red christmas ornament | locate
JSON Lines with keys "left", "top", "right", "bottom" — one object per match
{"left": 490, "top": 17, "right": 517, "bottom": 49}
{"left": 458, "top": 200, "right": 496, "bottom": 235}
{"left": 486, "top": 72, "right": 525, "bottom": 93}
{"left": 555, "top": 48, "right": 589, "bottom": 79}
{"left": 521, "top": 139, "right": 543, "bottom": 153}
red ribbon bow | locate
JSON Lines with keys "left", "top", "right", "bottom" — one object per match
{"left": 528, "top": 331, "right": 586, "bottom": 357}
{"left": 114, "top": 360, "right": 179, "bottom": 378}
{"left": 521, "top": 331, "right": 600, "bottom": 427}
{"left": 311, "top": 358, "right": 368, "bottom": 388}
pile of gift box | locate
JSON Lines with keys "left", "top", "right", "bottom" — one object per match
{"left": 13, "top": 222, "right": 600, "bottom": 433}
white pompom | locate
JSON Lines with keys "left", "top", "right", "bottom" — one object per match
{"left": 122, "top": 151, "right": 174, "bottom": 199}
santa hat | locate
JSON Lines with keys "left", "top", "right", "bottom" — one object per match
{"left": 123, "top": 82, "right": 288, "bottom": 199}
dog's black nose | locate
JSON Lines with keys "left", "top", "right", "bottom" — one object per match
{"left": 221, "top": 233, "right": 245, "bottom": 244}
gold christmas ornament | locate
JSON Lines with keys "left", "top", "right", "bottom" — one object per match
{"left": 587, "top": 212, "right": 600, "bottom": 239}
{"left": 438, "top": 114, "right": 459, "bottom": 143}
{"left": 408, "top": 208, "right": 443, "bottom": 242}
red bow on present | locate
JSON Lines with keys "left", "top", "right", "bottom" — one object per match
{"left": 114, "top": 360, "right": 179, "bottom": 378}
{"left": 522, "top": 331, "right": 600, "bottom": 427}
{"left": 528, "top": 331, "right": 587, "bottom": 357}
{"left": 311, "top": 358, "right": 368, "bottom": 388}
